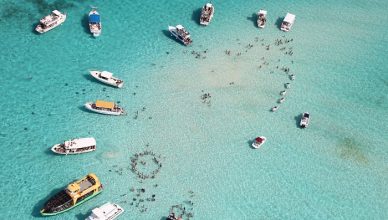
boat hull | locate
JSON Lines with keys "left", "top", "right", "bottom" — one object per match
{"left": 51, "top": 144, "right": 96, "bottom": 155}
{"left": 84, "top": 103, "right": 125, "bottom": 116}
{"left": 90, "top": 71, "right": 123, "bottom": 88}
{"left": 168, "top": 26, "right": 192, "bottom": 46}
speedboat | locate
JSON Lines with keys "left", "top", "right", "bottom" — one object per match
{"left": 200, "top": 3, "right": 215, "bottom": 26}
{"left": 278, "top": 97, "right": 285, "bottom": 103}
{"left": 168, "top": 25, "right": 192, "bottom": 46}
{"left": 280, "top": 90, "right": 286, "bottom": 96}
{"left": 280, "top": 13, "right": 295, "bottom": 32}
{"left": 86, "top": 202, "right": 124, "bottom": 220}
{"left": 85, "top": 100, "right": 126, "bottom": 116}
{"left": 271, "top": 106, "right": 279, "bottom": 112}
{"left": 89, "top": 8, "right": 102, "bottom": 37}
{"left": 90, "top": 71, "right": 123, "bottom": 88}
{"left": 35, "top": 10, "right": 66, "bottom": 33}
{"left": 51, "top": 137, "right": 96, "bottom": 155}
{"left": 300, "top": 112, "right": 310, "bottom": 128}
{"left": 257, "top": 10, "right": 267, "bottom": 28}
{"left": 40, "top": 173, "right": 103, "bottom": 216}
{"left": 252, "top": 136, "right": 267, "bottom": 149}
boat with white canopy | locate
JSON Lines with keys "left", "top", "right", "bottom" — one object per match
{"left": 280, "top": 13, "right": 295, "bottom": 32}
{"left": 51, "top": 138, "right": 96, "bottom": 155}
{"left": 257, "top": 10, "right": 267, "bottom": 28}
{"left": 86, "top": 202, "right": 124, "bottom": 220}
{"left": 35, "top": 10, "right": 66, "bottom": 33}
{"left": 200, "top": 3, "right": 215, "bottom": 26}
{"left": 90, "top": 71, "right": 123, "bottom": 88}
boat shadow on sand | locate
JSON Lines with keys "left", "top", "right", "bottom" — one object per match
{"left": 75, "top": 208, "right": 93, "bottom": 220}
{"left": 31, "top": 186, "right": 64, "bottom": 218}
{"left": 275, "top": 17, "right": 284, "bottom": 28}
{"left": 246, "top": 13, "right": 257, "bottom": 27}
{"left": 191, "top": 8, "right": 202, "bottom": 25}
{"left": 294, "top": 114, "right": 302, "bottom": 128}
{"left": 81, "top": 14, "right": 93, "bottom": 36}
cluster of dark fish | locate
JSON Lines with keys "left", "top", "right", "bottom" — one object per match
{"left": 130, "top": 150, "right": 162, "bottom": 180}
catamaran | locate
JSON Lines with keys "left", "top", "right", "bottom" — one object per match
{"left": 35, "top": 10, "right": 66, "bottom": 34}
{"left": 90, "top": 70, "right": 123, "bottom": 88}
{"left": 86, "top": 202, "right": 124, "bottom": 220}
{"left": 280, "top": 13, "right": 296, "bottom": 32}
{"left": 51, "top": 138, "right": 96, "bottom": 155}
{"left": 89, "top": 8, "right": 101, "bottom": 37}
{"left": 257, "top": 10, "right": 267, "bottom": 28}
{"left": 85, "top": 100, "right": 126, "bottom": 116}
{"left": 168, "top": 25, "right": 192, "bottom": 46}
{"left": 200, "top": 3, "right": 215, "bottom": 26}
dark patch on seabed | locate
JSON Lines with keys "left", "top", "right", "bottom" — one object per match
{"left": 0, "top": 2, "right": 29, "bottom": 22}
{"left": 336, "top": 137, "right": 368, "bottom": 164}
{"left": 25, "top": 0, "right": 77, "bottom": 14}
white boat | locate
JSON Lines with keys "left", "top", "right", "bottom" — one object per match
{"left": 90, "top": 71, "right": 123, "bottom": 88}
{"left": 278, "top": 97, "right": 285, "bottom": 103}
{"left": 86, "top": 202, "right": 124, "bottom": 220}
{"left": 257, "top": 10, "right": 267, "bottom": 28}
{"left": 89, "top": 8, "right": 102, "bottom": 37}
{"left": 280, "top": 13, "right": 295, "bottom": 32}
{"left": 200, "top": 3, "right": 215, "bottom": 26}
{"left": 285, "top": 83, "right": 291, "bottom": 89}
{"left": 85, "top": 100, "right": 126, "bottom": 116}
{"left": 51, "top": 138, "right": 96, "bottom": 155}
{"left": 35, "top": 10, "right": 66, "bottom": 33}
{"left": 168, "top": 25, "right": 192, "bottom": 46}
{"left": 300, "top": 112, "right": 310, "bottom": 128}
{"left": 271, "top": 106, "right": 279, "bottom": 112}
{"left": 252, "top": 136, "right": 267, "bottom": 149}
{"left": 290, "top": 74, "right": 295, "bottom": 80}
{"left": 280, "top": 90, "right": 287, "bottom": 96}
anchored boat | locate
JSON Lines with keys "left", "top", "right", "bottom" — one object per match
{"left": 89, "top": 8, "right": 101, "bottom": 37}
{"left": 51, "top": 138, "right": 96, "bottom": 155}
{"left": 257, "top": 10, "right": 267, "bottom": 28}
{"left": 281, "top": 13, "right": 296, "bottom": 32}
{"left": 40, "top": 173, "right": 103, "bottom": 216}
{"left": 35, "top": 10, "right": 66, "bottom": 34}
{"left": 85, "top": 100, "right": 126, "bottom": 116}
{"left": 300, "top": 112, "right": 310, "bottom": 128}
{"left": 168, "top": 25, "right": 192, "bottom": 46}
{"left": 200, "top": 3, "right": 215, "bottom": 26}
{"left": 252, "top": 136, "right": 267, "bottom": 149}
{"left": 86, "top": 202, "right": 124, "bottom": 220}
{"left": 90, "top": 70, "right": 123, "bottom": 88}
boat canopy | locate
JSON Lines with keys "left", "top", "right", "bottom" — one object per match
{"left": 52, "top": 10, "right": 62, "bottom": 16}
{"left": 89, "top": 14, "right": 100, "bottom": 23}
{"left": 64, "top": 138, "right": 96, "bottom": 149}
{"left": 255, "top": 137, "right": 264, "bottom": 143}
{"left": 95, "top": 100, "right": 115, "bottom": 109}
{"left": 284, "top": 13, "right": 295, "bottom": 23}
{"left": 176, "top": 24, "right": 184, "bottom": 30}
{"left": 91, "top": 208, "right": 105, "bottom": 218}
{"left": 100, "top": 71, "right": 112, "bottom": 78}
{"left": 205, "top": 3, "right": 213, "bottom": 8}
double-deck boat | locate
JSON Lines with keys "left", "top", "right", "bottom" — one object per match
{"left": 200, "top": 3, "right": 215, "bottom": 26}
{"left": 280, "top": 13, "right": 296, "bottom": 32}
{"left": 89, "top": 8, "right": 102, "bottom": 37}
{"left": 51, "top": 138, "right": 96, "bottom": 155}
{"left": 40, "top": 173, "right": 103, "bottom": 216}
{"left": 84, "top": 100, "right": 126, "bottom": 116}
{"left": 252, "top": 136, "right": 267, "bottom": 149}
{"left": 35, "top": 10, "right": 66, "bottom": 34}
{"left": 257, "top": 10, "right": 267, "bottom": 28}
{"left": 90, "top": 71, "right": 123, "bottom": 88}
{"left": 168, "top": 25, "right": 192, "bottom": 46}
{"left": 300, "top": 112, "right": 310, "bottom": 128}
{"left": 86, "top": 202, "right": 124, "bottom": 220}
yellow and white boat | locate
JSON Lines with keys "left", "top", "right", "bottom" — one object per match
{"left": 84, "top": 100, "right": 126, "bottom": 116}
{"left": 40, "top": 173, "right": 103, "bottom": 216}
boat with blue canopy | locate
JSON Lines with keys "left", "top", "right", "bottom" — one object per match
{"left": 89, "top": 8, "right": 101, "bottom": 37}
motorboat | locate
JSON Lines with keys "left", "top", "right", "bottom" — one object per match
{"left": 86, "top": 202, "right": 124, "bottom": 220}
{"left": 257, "top": 10, "right": 267, "bottom": 28}
{"left": 89, "top": 8, "right": 102, "bottom": 37}
{"left": 85, "top": 100, "right": 126, "bottom": 116}
{"left": 278, "top": 97, "right": 285, "bottom": 103}
{"left": 280, "top": 13, "right": 295, "bottom": 32}
{"left": 271, "top": 106, "right": 279, "bottom": 112}
{"left": 290, "top": 74, "right": 295, "bottom": 80}
{"left": 280, "top": 90, "right": 286, "bottom": 96}
{"left": 300, "top": 112, "right": 310, "bottom": 128}
{"left": 51, "top": 138, "right": 96, "bottom": 155}
{"left": 90, "top": 71, "right": 123, "bottom": 88}
{"left": 252, "top": 136, "right": 267, "bottom": 149}
{"left": 285, "top": 83, "right": 291, "bottom": 89}
{"left": 168, "top": 25, "right": 192, "bottom": 46}
{"left": 35, "top": 10, "right": 66, "bottom": 33}
{"left": 166, "top": 212, "right": 182, "bottom": 220}
{"left": 200, "top": 3, "right": 215, "bottom": 26}
{"left": 40, "top": 173, "right": 103, "bottom": 216}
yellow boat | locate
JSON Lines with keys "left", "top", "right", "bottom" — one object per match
{"left": 40, "top": 173, "right": 103, "bottom": 216}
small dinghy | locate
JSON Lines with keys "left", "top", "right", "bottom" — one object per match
{"left": 278, "top": 97, "right": 285, "bottom": 103}
{"left": 51, "top": 137, "right": 96, "bottom": 155}
{"left": 280, "top": 90, "right": 287, "bottom": 96}
{"left": 252, "top": 136, "right": 267, "bottom": 149}
{"left": 300, "top": 112, "right": 310, "bottom": 128}
{"left": 257, "top": 9, "right": 267, "bottom": 28}
{"left": 89, "top": 8, "right": 101, "bottom": 37}
{"left": 285, "top": 83, "right": 291, "bottom": 89}
{"left": 90, "top": 71, "right": 123, "bottom": 88}
{"left": 85, "top": 100, "right": 126, "bottom": 116}
{"left": 271, "top": 106, "right": 279, "bottom": 112}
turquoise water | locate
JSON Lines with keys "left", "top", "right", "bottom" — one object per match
{"left": 0, "top": 0, "right": 387, "bottom": 219}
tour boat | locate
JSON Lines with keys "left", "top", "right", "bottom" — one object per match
{"left": 280, "top": 13, "right": 296, "bottom": 32}
{"left": 168, "top": 25, "right": 192, "bottom": 46}
{"left": 40, "top": 173, "right": 103, "bottom": 216}
{"left": 278, "top": 97, "right": 285, "bottom": 103}
{"left": 90, "top": 71, "right": 123, "bottom": 88}
{"left": 257, "top": 10, "right": 267, "bottom": 28}
{"left": 89, "top": 8, "right": 102, "bottom": 37}
{"left": 35, "top": 10, "right": 66, "bottom": 34}
{"left": 300, "top": 112, "right": 310, "bottom": 128}
{"left": 280, "top": 90, "right": 287, "bottom": 96}
{"left": 200, "top": 3, "right": 215, "bottom": 26}
{"left": 84, "top": 100, "right": 126, "bottom": 116}
{"left": 252, "top": 136, "right": 267, "bottom": 149}
{"left": 51, "top": 138, "right": 96, "bottom": 155}
{"left": 271, "top": 106, "right": 279, "bottom": 112}
{"left": 86, "top": 202, "right": 124, "bottom": 220}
